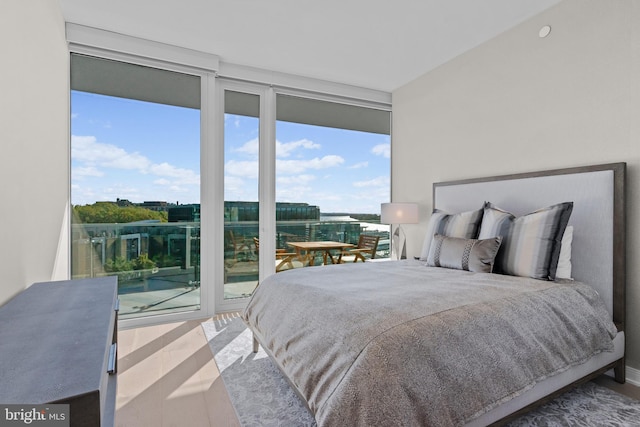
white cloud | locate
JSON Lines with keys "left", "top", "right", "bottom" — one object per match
{"left": 349, "top": 161, "right": 369, "bottom": 169}
{"left": 224, "top": 175, "right": 257, "bottom": 201}
{"left": 372, "top": 143, "right": 390, "bottom": 158}
{"left": 224, "top": 175, "right": 246, "bottom": 190}
{"left": 353, "top": 176, "right": 390, "bottom": 188}
{"left": 167, "top": 185, "right": 189, "bottom": 193}
{"left": 277, "top": 155, "right": 344, "bottom": 175}
{"left": 71, "top": 134, "right": 200, "bottom": 187}
{"left": 234, "top": 138, "right": 321, "bottom": 159}
{"left": 103, "top": 151, "right": 151, "bottom": 170}
{"left": 72, "top": 166, "right": 104, "bottom": 179}
{"left": 312, "top": 192, "right": 344, "bottom": 204}
{"left": 276, "top": 139, "right": 320, "bottom": 158}
{"left": 72, "top": 135, "right": 150, "bottom": 170}
{"left": 149, "top": 163, "right": 200, "bottom": 185}
{"left": 277, "top": 174, "right": 316, "bottom": 185}
{"left": 235, "top": 138, "right": 259, "bottom": 157}
{"left": 102, "top": 183, "right": 142, "bottom": 201}
{"left": 225, "top": 160, "right": 259, "bottom": 179}
{"left": 276, "top": 185, "right": 314, "bottom": 202}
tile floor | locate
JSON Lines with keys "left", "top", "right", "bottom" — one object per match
{"left": 116, "top": 314, "right": 240, "bottom": 427}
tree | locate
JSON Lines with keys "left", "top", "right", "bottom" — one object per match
{"left": 72, "top": 202, "right": 168, "bottom": 224}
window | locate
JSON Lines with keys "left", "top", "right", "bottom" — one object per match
{"left": 66, "top": 25, "right": 391, "bottom": 319}
{"left": 275, "top": 96, "right": 391, "bottom": 264}
{"left": 70, "top": 54, "right": 203, "bottom": 320}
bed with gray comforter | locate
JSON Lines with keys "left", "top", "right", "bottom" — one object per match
{"left": 242, "top": 260, "right": 617, "bottom": 427}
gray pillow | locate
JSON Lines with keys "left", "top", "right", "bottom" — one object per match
{"left": 419, "top": 208, "right": 484, "bottom": 261}
{"left": 427, "top": 234, "right": 503, "bottom": 273}
{"left": 478, "top": 201, "right": 573, "bottom": 280}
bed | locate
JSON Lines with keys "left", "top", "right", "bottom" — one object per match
{"left": 242, "top": 162, "right": 626, "bottom": 426}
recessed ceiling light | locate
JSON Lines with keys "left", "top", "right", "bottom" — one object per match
{"left": 539, "top": 25, "right": 552, "bottom": 38}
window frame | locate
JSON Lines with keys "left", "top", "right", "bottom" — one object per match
{"left": 68, "top": 44, "right": 217, "bottom": 329}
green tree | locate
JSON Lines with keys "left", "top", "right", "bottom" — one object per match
{"left": 72, "top": 202, "right": 168, "bottom": 224}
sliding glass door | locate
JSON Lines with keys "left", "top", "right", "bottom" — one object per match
{"left": 222, "top": 88, "right": 261, "bottom": 301}
{"left": 217, "top": 82, "right": 391, "bottom": 312}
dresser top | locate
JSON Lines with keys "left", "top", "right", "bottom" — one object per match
{"left": 0, "top": 277, "right": 118, "bottom": 404}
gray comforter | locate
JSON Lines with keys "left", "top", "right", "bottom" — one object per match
{"left": 242, "top": 260, "right": 617, "bottom": 427}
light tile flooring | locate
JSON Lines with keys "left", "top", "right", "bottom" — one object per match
{"left": 116, "top": 316, "right": 640, "bottom": 426}
{"left": 116, "top": 314, "right": 241, "bottom": 427}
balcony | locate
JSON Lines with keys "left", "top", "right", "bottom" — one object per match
{"left": 72, "top": 219, "right": 389, "bottom": 319}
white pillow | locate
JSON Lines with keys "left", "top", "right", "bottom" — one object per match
{"left": 555, "top": 226, "right": 573, "bottom": 279}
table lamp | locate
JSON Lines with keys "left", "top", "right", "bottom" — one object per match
{"left": 380, "top": 202, "right": 419, "bottom": 260}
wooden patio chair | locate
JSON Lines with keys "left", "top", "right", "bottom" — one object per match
{"left": 253, "top": 237, "right": 306, "bottom": 272}
{"left": 227, "top": 230, "right": 252, "bottom": 260}
{"left": 338, "top": 235, "right": 380, "bottom": 263}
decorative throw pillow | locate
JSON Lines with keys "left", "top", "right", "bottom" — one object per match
{"left": 427, "top": 234, "right": 503, "bottom": 273}
{"left": 478, "top": 201, "right": 573, "bottom": 280}
{"left": 555, "top": 225, "right": 574, "bottom": 279}
{"left": 419, "top": 208, "right": 484, "bottom": 261}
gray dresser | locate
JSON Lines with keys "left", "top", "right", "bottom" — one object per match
{"left": 0, "top": 277, "right": 118, "bottom": 427}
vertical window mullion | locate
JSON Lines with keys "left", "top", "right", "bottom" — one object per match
{"left": 259, "top": 87, "right": 277, "bottom": 280}
{"left": 201, "top": 72, "right": 217, "bottom": 317}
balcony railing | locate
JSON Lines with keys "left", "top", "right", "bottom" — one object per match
{"left": 71, "top": 219, "right": 388, "bottom": 318}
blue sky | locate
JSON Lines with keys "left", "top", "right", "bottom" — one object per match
{"left": 71, "top": 91, "right": 390, "bottom": 213}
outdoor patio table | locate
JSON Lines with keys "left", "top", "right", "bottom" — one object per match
{"left": 287, "top": 241, "right": 354, "bottom": 266}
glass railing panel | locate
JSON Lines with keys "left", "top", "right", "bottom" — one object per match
{"left": 71, "top": 222, "right": 200, "bottom": 319}
{"left": 221, "top": 219, "right": 389, "bottom": 299}
{"left": 72, "top": 219, "right": 389, "bottom": 315}
{"left": 223, "top": 222, "right": 259, "bottom": 300}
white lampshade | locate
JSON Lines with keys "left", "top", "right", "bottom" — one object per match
{"left": 380, "top": 203, "right": 419, "bottom": 224}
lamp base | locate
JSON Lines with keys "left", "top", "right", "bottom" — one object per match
{"left": 391, "top": 224, "right": 407, "bottom": 260}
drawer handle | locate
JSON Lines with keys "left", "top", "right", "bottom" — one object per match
{"left": 107, "top": 343, "right": 117, "bottom": 374}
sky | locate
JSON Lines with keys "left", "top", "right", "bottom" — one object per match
{"left": 71, "top": 91, "right": 390, "bottom": 213}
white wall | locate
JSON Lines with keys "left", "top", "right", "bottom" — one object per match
{"left": 393, "top": 0, "right": 640, "bottom": 376}
{"left": 0, "top": 0, "right": 69, "bottom": 304}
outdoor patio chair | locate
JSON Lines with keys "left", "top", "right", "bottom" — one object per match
{"left": 227, "top": 230, "right": 252, "bottom": 261}
{"left": 338, "top": 235, "right": 380, "bottom": 263}
{"left": 253, "top": 237, "right": 306, "bottom": 272}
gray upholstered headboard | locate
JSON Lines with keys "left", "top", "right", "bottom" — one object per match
{"left": 433, "top": 163, "right": 625, "bottom": 327}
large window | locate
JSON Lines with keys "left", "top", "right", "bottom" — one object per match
{"left": 70, "top": 54, "right": 203, "bottom": 319}
{"left": 68, "top": 28, "right": 391, "bottom": 319}
{"left": 275, "top": 94, "right": 391, "bottom": 261}
{"left": 220, "top": 85, "right": 391, "bottom": 306}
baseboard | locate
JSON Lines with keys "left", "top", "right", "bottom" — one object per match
{"left": 627, "top": 365, "right": 640, "bottom": 387}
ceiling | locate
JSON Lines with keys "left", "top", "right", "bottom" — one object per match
{"left": 59, "top": 0, "right": 561, "bottom": 93}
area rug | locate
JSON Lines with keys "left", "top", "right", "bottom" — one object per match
{"left": 202, "top": 317, "right": 640, "bottom": 427}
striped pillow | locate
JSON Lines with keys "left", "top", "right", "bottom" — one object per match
{"left": 419, "top": 208, "right": 484, "bottom": 261}
{"left": 427, "top": 234, "right": 503, "bottom": 273}
{"left": 478, "top": 201, "right": 573, "bottom": 280}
